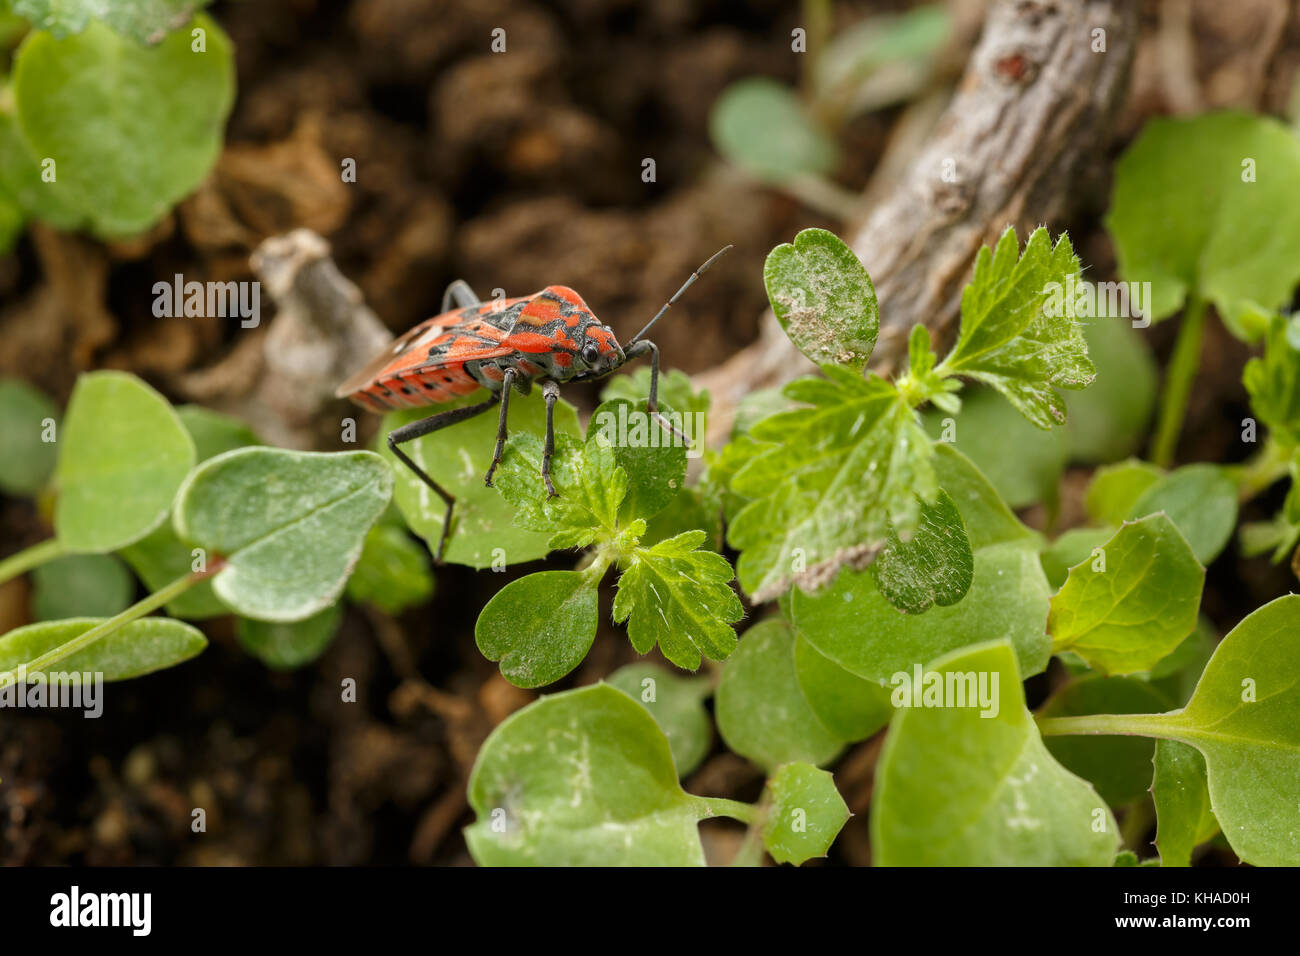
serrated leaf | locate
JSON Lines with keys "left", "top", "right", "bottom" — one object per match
{"left": 709, "top": 78, "right": 837, "bottom": 183}
{"left": 727, "top": 366, "right": 934, "bottom": 602}
{"left": 715, "top": 618, "right": 844, "bottom": 771}
{"left": 0, "top": 376, "right": 57, "bottom": 496}
{"left": 612, "top": 530, "right": 742, "bottom": 670}
{"left": 938, "top": 227, "right": 1094, "bottom": 428}
{"left": 54, "top": 371, "right": 196, "bottom": 553}
{"left": 174, "top": 448, "right": 392, "bottom": 622}
{"left": 600, "top": 367, "right": 709, "bottom": 421}
{"left": 0, "top": 616, "right": 205, "bottom": 681}
{"left": 476, "top": 570, "right": 598, "bottom": 688}
{"left": 1152, "top": 739, "right": 1219, "bottom": 867}
{"left": 381, "top": 390, "right": 581, "bottom": 568}
{"left": 764, "top": 228, "right": 879, "bottom": 372}
{"left": 872, "top": 639, "right": 1120, "bottom": 866}
{"left": 1128, "top": 464, "right": 1237, "bottom": 565}
{"left": 237, "top": 603, "right": 342, "bottom": 670}
{"left": 465, "top": 684, "right": 710, "bottom": 866}
{"left": 761, "top": 762, "right": 849, "bottom": 866}
{"left": 870, "top": 490, "right": 973, "bottom": 613}
{"left": 12, "top": 15, "right": 234, "bottom": 237}
{"left": 344, "top": 522, "right": 434, "bottom": 615}
{"left": 12, "top": 0, "right": 212, "bottom": 43}
{"left": 31, "top": 553, "right": 133, "bottom": 621}
{"left": 1107, "top": 112, "right": 1300, "bottom": 332}
{"left": 586, "top": 399, "right": 687, "bottom": 523}
{"left": 607, "top": 663, "right": 712, "bottom": 777}
{"left": 1048, "top": 514, "right": 1204, "bottom": 676}
{"left": 1243, "top": 312, "right": 1300, "bottom": 448}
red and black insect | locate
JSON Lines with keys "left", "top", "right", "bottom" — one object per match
{"left": 336, "top": 246, "right": 731, "bottom": 561}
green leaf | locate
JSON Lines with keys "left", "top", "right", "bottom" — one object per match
{"left": 869, "top": 490, "right": 973, "bottom": 613}
{"left": 0, "top": 616, "right": 205, "bottom": 681}
{"left": 174, "top": 448, "right": 392, "bottom": 621}
{"left": 1066, "top": 315, "right": 1158, "bottom": 462}
{"left": 812, "top": 3, "right": 949, "bottom": 114}
{"left": 872, "top": 639, "right": 1119, "bottom": 865}
{"left": 55, "top": 371, "right": 196, "bottom": 553}
{"left": 937, "top": 227, "right": 1095, "bottom": 428}
{"left": 12, "top": 0, "right": 212, "bottom": 43}
{"left": 12, "top": 15, "right": 234, "bottom": 237}
{"left": 715, "top": 618, "right": 844, "bottom": 771}
{"left": 465, "top": 684, "right": 711, "bottom": 866}
{"left": 791, "top": 632, "right": 892, "bottom": 742}
{"left": 727, "top": 366, "right": 934, "bottom": 602}
{"left": 761, "top": 763, "right": 850, "bottom": 866}
{"left": 1143, "top": 594, "right": 1300, "bottom": 865}
{"left": 31, "top": 553, "right": 133, "bottom": 621}
{"left": 1152, "top": 739, "right": 1219, "bottom": 867}
{"left": 1128, "top": 464, "right": 1237, "bottom": 565}
{"left": 1084, "top": 458, "right": 1164, "bottom": 526}
{"left": 237, "top": 603, "right": 342, "bottom": 670}
{"left": 1107, "top": 111, "right": 1300, "bottom": 332}
{"left": 923, "top": 384, "right": 1067, "bottom": 509}
{"left": 0, "top": 186, "right": 21, "bottom": 252}
{"left": 1243, "top": 312, "right": 1300, "bottom": 447}
{"left": 709, "top": 78, "right": 837, "bottom": 183}
{"left": 1038, "top": 675, "right": 1174, "bottom": 807}
{"left": 0, "top": 376, "right": 57, "bottom": 495}
{"left": 764, "top": 228, "right": 879, "bottom": 372}
{"left": 600, "top": 367, "right": 709, "bottom": 421}
{"left": 383, "top": 390, "right": 581, "bottom": 567}
{"left": 613, "top": 530, "right": 742, "bottom": 671}
{"left": 475, "top": 570, "right": 599, "bottom": 688}
{"left": 587, "top": 399, "right": 687, "bottom": 523}
{"left": 174, "top": 405, "right": 261, "bottom": 460}
{"left": 1039, "top": 526, "right": 1114, "bottom": 591}
{"left": 1048, "top": 514, "right": 1204, "bottom": 676}
{"left": 0, "top": 102, "right": 86, "bottom": 229}
{"left": 344, "top": 522, "right": 434, "bottom": 615}
{"left": 931, "top": 442, "right": 1038, "bottom": 549}
{"left": 607, "top": 663, "right": 713, "bottom": 777}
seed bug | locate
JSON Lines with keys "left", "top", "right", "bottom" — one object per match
{"left": 336, "top": 245, "right": 732, "bottom": 562}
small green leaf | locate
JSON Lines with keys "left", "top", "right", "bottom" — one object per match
{"left": 607, "top": 663, "right": 713, "bottom": 777}
{"left": 763, "top": 228, "right": 879, "bottom": 372}
{"left": 1107, "top": 112, "right": 1300, "bottom": 332}
{"left": 761, "top": 762, "right": 849, "bottom": 866}
{"left": 174, "top": 448, "right": 392, "bottom": 621}
{"left": 791, "top": 632, "right": 892, "bottom": 742}
{"left": 12, "top": 0, "right": 213, "bottom": 43}
{"left": 465, "top": 684, "right": 710, "bottom": 866}
{"left": 727, "top": 367, "right": 934, "bottom": 602}
{"left": 174, "top": 405, "right": 262, "bottom": 461}
{"left": 587, "top": 399, "right": 687, "bottom": 523}
{"left": 1039, "top": 526, "right": 1114, "bottom": 591}
{"left": 931, "top": 442, "right": 1038, "bottom": 549}
{"left": 344, "top": 522, "right": 434, "bottom": 615}
{"left": 709, "top": 78, "right": 837, "bottom": 183}
{"left": 1243, "top": 311, "right": 1300, "bottom": 447}
{"left": 1038, "top": 675, "right": 1174, "bottom": 807}
{"left": 870, "top": 490, "right": 973, "bottom": 614}
{"left": 1048, "top": 514, "right": 1204, "bottom": 676}
{"left": 12, "top": 15, "right": 234, "bottom": 237}
{"left": 0, "top": 103, "right": 85, "bottom": 229}
{"left": 600, "top": 367, "right": 709, "bottom": 421}
{"left": 55, "top": 371, "right": 196, "bottom": 553}
{"left": 1128, "top": 464, "right": 1237, "bottom": 565}
{"left": 715, "top": 618, "right": 843, "bottom": 771}
{"left": 475, "top": 570, "right": 598, "bottom": 688}
{"left": 0, "top": 616, "right": 206, "bottom": 681}
{"left": 1066, "top": 316, "right": 1158, "bottom": 462}
{"left": 1084, "top": 459, "right": 1164, "bottom": 526}
{"left": 613, "top": 530, "right": 742, "bottom": 671}
{"left": 384, "top": 390, "right": 582, "bottom": 567}
{"left": 938, "top": 227, "right": 1095, "bottom": 428}
{"left": 1144, "top": 595, "right": 1300, "bottom": 866}
{"left": 0, "top": 376, "right": 57, "bottom": 495}
{"left": 237, "top": 603, "right": 342, "bottom": 670}
{"left": 31, "top": 553, "right": 133, "bottom": 621}
{"left": 1152, "top": 739, "right": 1219, "bottom": 867}
{"left": 872, "top": 639, "right": 1119, "bottom": 866}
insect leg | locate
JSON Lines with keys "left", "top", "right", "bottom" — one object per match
{"left": 483, "top": 368, "right": 518, "bottom": 487}
{"left": 540, "top": 379, "right": 561, "bottom": 498}
{"left": 387, "top": 396, "right": 496, "bottom": 563}
{"left": 441, "top": 279, "right": 481, "bottom": 313}
{"left": 623, "top": 339, "right": 692, "bottom": 446}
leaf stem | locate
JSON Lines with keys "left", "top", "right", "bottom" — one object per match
{"left": 696, "top": 796, "right": 761, "bottom": 826}
{"left": 0, "top": 564, "right": 216, "bottom": 687}
{"left": 1230, "top": 436, "right": 1293, "bottom": 504}
{"left": 1035, "top": 711, "right": 1174, "bottom": 739}
{"left": 0, "top": 538, "right": 64, "bottom": 587}
{"left": 1151, "top": 293, "right": 1208, "bottom": 468}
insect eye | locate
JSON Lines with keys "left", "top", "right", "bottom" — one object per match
{"left": 582, "top": 344, "right": 600, "bottom": 365}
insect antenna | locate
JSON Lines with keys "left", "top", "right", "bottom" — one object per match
{"left": 627, "top": 244, "right": 733, "bottom": 346}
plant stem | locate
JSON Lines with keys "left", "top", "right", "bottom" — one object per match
{"left": 0, "top": 537, "right": 64, "bottom": 587}
{"left": 0, "top": 567, "right": 206, "bottom": 687}
{"left": 697, "top": 796, "right": 761, "bottom": 826}
{"left": 1035, "top": 711, "right": 1172, "bottom": 739}
{"left": 1151, "top": 293, "right": 1208, "bottom": 468}
{"left": 1231, "top": 436, "right": 1293, "bottom": 504}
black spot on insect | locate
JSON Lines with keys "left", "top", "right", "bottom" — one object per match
{"left": 401, "top": 386, "right": 414, "bottom": 395}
